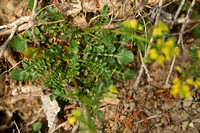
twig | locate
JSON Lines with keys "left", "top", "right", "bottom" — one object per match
{"left": 170, "top": 22, "right": 200, "bottom": 35}
{"left": 170, "top": 0, "right": 185, "bottom": 28}
{"left": 48, "top": 121, "right": 69, "bottom": 133}
{"left": 134, "top": 114, "right": 162, "bottom": 124}
{"left": 165, "top": 0, "right": 196, "bottom": 85}
{"left": 0, "top": 59, "right": 26, "bottom": 76}
{"left": 14, "top": 121, "right": 20, "bottom": 133}
{"left": 30, "top": 0, "right": 40, "bottom": 47}
{"left": 26, "top": 108, "right": 43, "bottom": 126}
{"left": 162, "top": 0, "right": 176, "bottom": 8}
{"left": 133, "top": 0, "right": 163, "bottom": 89}
{"left": 0, "top": 24, "right": 18, "bottom": 58}
{"left": 71, "top": 121, "right": 79, "bottom": 133}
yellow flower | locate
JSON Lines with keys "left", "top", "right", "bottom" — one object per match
{"left": 129, "top": 19, "right": 137, "bottom": 29}
{"left": 68, "top": 116, "right": 76, "bottom": 125}
{"left": 170, "top": 77, "right": 181, "bottom": 96}
{"left": 149, "top": 48, "right": 158, "bottom": 59}
{"left": 153, "top": 27, "right": 162, "bottom": 37}
{"left": 194, "top": 78, "right": 200, "bottom": 88}
{"left": 197, "top": 50, "right": 200, "bottom": 59}
{"left": 161, "top": 46, "right": 169, "bottom": 56}
{"left": 186, "top": 78, "right": 194, "bottom": 85}
{"left": 170, "top": 77, "right": 192, "bottom": 98}
{"left": 156, "top": 55, "right": 164, "bottom": 65}
{"left": 180, "top": 84, "right": 191, "bottom": 98}
{"left": 175, "top": 66, "right": 182, "bottom": 73}
{"left": 165, "top": 39, "right": 174, "bottom": 47}
{"left": 156, "top": 39, "right": 162, "bottom": 46}
{"left": 72, "top": 109, "right": 82, "bottom": 117}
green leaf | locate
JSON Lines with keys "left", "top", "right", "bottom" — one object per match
{"left": 46, "top": 6, "right": 54, "bottom": 14}
{"left": 123, "top": 69, "right": 135, "bottom": 81}
{"left": 25, "top": 30, "right": 32, "bottom": 37}
{"left": 70, "top": 40, "right": 79, "bottom": 47}
{"left": 96, "top": 110, "right": 104, "bottom": 120}
{"left": 103, "top": 4, "right": 109, "bottom": 14}
{"left": 115, "top": 49, "right": 134, "bottom": 64}
{"left": 10, "top": 35, "right": 27, "bottom": 52}
{"left": 40, "top": 34, "right": 46, "bottom": 42}
{"left": 178, "top": 0, "right": 189, "bottom": 11}
{"left": 31, "top": 122, "right": 42, "bottom": 132}
{"left": 34, "top": 27, "right": 40, "bottom": 35}
{"left": 28, "top": 0, "right": 34, "bottom": 11}
{"left": 194, "top": 25, "right": 200, "bottom": 38}
{"left": 11, "top": 68, "right": 23, "bottom": 81}
{"left": 109, "top": 84, "right": 118, "bottom": 94}
{"left": 61, "top": 34, "right": 67, "bottom": 41}
{"left": 23, "top": 48, "right": 38, "bottom": 58}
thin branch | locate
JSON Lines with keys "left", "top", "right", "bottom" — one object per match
{"left": 0, "top": 59, "right": 26, "bottom": 76}
{"left": 30, "top": 0, "right": 40, "bottom": 47}
{"left": 170, "top": 0, "right": 185, "bottom": 28}
{"left": 14, "top": 121, "right": 20, "bottom": 133}
{"left": 165, "top": 0, "right": 196, "bottom": 85}
{"left": 0, "top": 24, "right": 18, "bottom": 58}
{"left": 133, "top": 0, "right": 163, "bottom": 89}
{"left": 134, "top": 114, "right": 162, "bottom": 124}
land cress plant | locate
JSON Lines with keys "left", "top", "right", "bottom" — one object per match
{"left": 9, "top": 2, "right": 200, "bottom": 132}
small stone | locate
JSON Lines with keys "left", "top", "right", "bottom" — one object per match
{"left": 197, "top": 107, "right": 200, "bottom": 112}
{"left": 189, "top": 122, "right": 194, "bottom": 128}
{"left": 111, "top": 123, "right": 118, "bottom": 131}
{"left": 192, "top": 119, "right": 200, "bottom": 123}
{"left": 183, "top": 97, "right": 193, "bottom": 108}
{"left": 119, "top": 115, "right": 126, "bottom": 121}
{"left": 182, "top": 121, "right": 189, "bottom": 131}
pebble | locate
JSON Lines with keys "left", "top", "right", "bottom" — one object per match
{"left": 197, "top": 107, "right": 200, "bottom": 112}
{"left": 182, "top": 121, "right": 189, "bottom": 131}
{"left": 183, "top": 96, "right": 193, "bottom": 108}
{"left": 189, "top": 122, "right": 194, "bottom": 128}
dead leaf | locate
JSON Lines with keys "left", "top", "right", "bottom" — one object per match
{"left": 41, "top": 93, "right": 60, "bottom": 128}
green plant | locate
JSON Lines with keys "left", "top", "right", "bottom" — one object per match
{"left": 10, "top": 4, "right": 135, "bottom": 132}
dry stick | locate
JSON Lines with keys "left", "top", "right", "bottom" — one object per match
{"left": 30, "top": 0, "right": 40, "bottom": 47}
{"left": 134, "top": 114, "right": 162, "bottom": 124}
{"left": 133, "top": 0, "right": 163, "bottom": 89}
{"left": 0, "top": 59, "right": 26, "bottom": 76}
{"left": 14, "top": 121, "right": 20, "bottom": 133}
{"left": 165, "top": 0, "right": 196, "bottom": 85}
{"left": 0, "top": 25, "right": 18, "bottom": 58}
{"left": 138, "top": 9, "right": 151, "bottom": 79}
{"left": 170, "top": 0, "right": 185, "bottom": 28}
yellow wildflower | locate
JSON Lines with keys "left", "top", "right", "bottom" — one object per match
{"left": 175, "top": 66, "right": 182, "bottom": 73}
{"left": 129, "top": 19, "right": 137, "bottom": 29}
{"left": 165, "top": 39, "right": 174, "bottom": 47}
{"left": 197, "top": 50, "right": 200, "bottom": 59}
{"left": 156, "top": 39, "right": 162, "bottom": 46}
{"left": 156, "top": 55, "right": 164, "bottom": 65}
{"left": 161, "top": 46, "right": 169, "bottom": 56}
{"left": 153, "top": 27, "right": 162, "bottom": 37}
{"left": 194, "top": 78, "right": 200, "bottom": 88}
{"left": 170, "top": 77, "right": 192, "bottom": 98}
{"left": 180, "top": 85, "right": 191, "bottom": 98}
{"left": 72, "top": 109, "right": 82, "bottom": 117}
{"left": 68, "top": 116, "right": 76, "bottom": 125}
{"left": 173, "top": 47, "right": 179, "bottom": 56}
{"left": 171, "top": 77, "right": 181, "bottom": 96}
{"left": 149, "top": 48, "right": 158, "bottom": 59}
{"left": 186, "top": 78, "right": 194, "bottom": 85}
